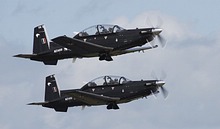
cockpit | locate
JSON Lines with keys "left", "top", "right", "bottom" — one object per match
{"left": 82, "top": 75, "right": 131, "bottom": 88}
{"left": 76, "top": 24, "right": 125, "bottom": 37}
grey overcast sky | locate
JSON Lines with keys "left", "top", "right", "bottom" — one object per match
{"left": 0, "top": 0, "right": 220, "bottom": 129}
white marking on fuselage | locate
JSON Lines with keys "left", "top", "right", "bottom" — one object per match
{"left": 64, "top": 48, "right": 69, "bottom": 51}
{"left": 53, "top": 48, "right": 70, "bottom": 53}
{"left": 65, "top": 97, "right": 73, "bottom": 101}
{"left": 104, "top": 36, "right": 107, "bottom": 39}
{"left": 92, "top": 88, "right": 95, "bottom": 92}
{"left": 84, "top": 39, "right": 87, "bottom": 42}
{"left": 115, "top": 38, "right": 118, "bottom": 42}
{"left": 111, "top": 87, "right": 115, "bottom": 90}
{"left": 145, "top": 83, "right": 152, "bottom": 86}
{"left": 54, "top": 48, "right": 63, "bottom": 53}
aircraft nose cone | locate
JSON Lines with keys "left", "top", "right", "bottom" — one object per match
{"left": 152, "top": 28, "right": 163, "bottom": 35}
{"left": 155, "top": 80, "right": 165, "bottom": 86}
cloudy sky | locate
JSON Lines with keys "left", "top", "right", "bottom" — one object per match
{"left": 0, "top": 0, "right": 220, "bottom": 129}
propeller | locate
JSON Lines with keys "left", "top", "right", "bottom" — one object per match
{"left": 151, "top": 71, "right": 168, "bottom": 99}
{"left": 146, "top": 16, "right": 167, "bottom": 48}
{"left": 151, "top": 27, "right": 167, "bottom": 48}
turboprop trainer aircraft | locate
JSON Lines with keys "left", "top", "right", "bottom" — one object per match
{"left": 28, "top": 75, "right": 168, "bottom": 112}
{"left": 14, "top": 24, "right": 165, "bottom": 65}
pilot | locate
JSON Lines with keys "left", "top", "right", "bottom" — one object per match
{"left": 108, "top": 78, "right": 119, "bottom": 85}
{"left": 88, "top": 82, "right": 97, "bottom": 86}
{"left": 79, "top": 32, "right": 88, "bottom": 37}
{"left": 113, "top": 79, "right": 119, "bottom": 84}
{"left": 100, "top": 26, "right": 108, "bottom": 34}
{"left": 108, "top": 27, "right": 113, "bottom": 33}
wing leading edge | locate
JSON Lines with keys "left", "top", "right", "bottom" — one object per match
{"left": 52, "top": 36, "right": 113, "bottom": 53}
{"left": 111, "top": 45, "right": 158, "bottom": 56}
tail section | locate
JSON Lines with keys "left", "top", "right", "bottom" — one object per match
{"left": 33, "top": 25, "right": 50, "bottom": 54}
{"left": 33, "top": 25, "right": 61, "bottom": 65}
{"left": 28, "top": 75, "right": 68, "bottom": 112}
{"left": 45, "top": 75, "right": 61, "bottom": 101}
{"left": 14, "top": 24, "right": 61, "bottom": 65}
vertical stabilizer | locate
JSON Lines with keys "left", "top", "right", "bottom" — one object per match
{"left": 45, "top": 75, "right": 60, "bottom": 101}
{"left": 33, "top": 25, "right": 50, "bottom": 54}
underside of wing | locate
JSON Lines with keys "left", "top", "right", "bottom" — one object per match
{"left": 67, "top": 90, "right": 120, "bottom": 105}
{"left": 52, "top": 36, "right": 113, "bottom": 54}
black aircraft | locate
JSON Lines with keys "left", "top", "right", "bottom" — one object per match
{"left": 28, "top": 75, "right": 167, "bottom": 112}
{"left": 14, "top": 24, "right": 165, "bottom": 65}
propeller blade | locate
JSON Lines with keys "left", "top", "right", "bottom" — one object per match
{"left": 157, "top": 34, "right": 167, "bottom": 48}
{"left": 160, "top": 86, "right": 168, "bottom": 99}
{"left": 155, "top": 16, "right": 163, "bottom": 28}
{"left": 151, "top": 90, "right": 158, "bottom": 99}
{"left": 151, "top": 71, "right": 158, "bottom": 80}
{"left": 153, "top": 73, "right": 168, "bottom": 99}
{"left": 151, "top": 71, "right": 167, "bottom": 80}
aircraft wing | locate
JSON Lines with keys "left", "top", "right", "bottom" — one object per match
{"left": 111, "top": 45, "right": 158, "bottom": 56}
{"left": 52, "top": 36, "right": 113, "bottom": 54}
{"left": 67, "top": 90, "right": 120, "bottom": 105}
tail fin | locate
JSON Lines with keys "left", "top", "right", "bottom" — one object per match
{"left": 45, "top": 75, "right": 60, "bottom": 101}
{"left": 28, "top": 75, "right": 68, "bottom": 112}
{"left": 33, "top": 25, "right": 50, "bottom": 54}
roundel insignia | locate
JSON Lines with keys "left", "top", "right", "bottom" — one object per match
{"left": 47, "top": 82, "right": 52, "bottom": 86}
{"left": 36, "top": 33, "right": 40, "bottom": 38}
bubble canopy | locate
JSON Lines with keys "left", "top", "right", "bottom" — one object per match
{"left": 82, "top": 75, "right": 131, "bottom": 88}
{"left": 77, "top": 24, "right": 125, "bottom": 37}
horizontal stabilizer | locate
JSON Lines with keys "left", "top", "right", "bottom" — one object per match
{"left": 13, "top": 54, "right": 37, "bottom": 59}
{"left": 27, "top": 101, "right": 48, "bottom": 105}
